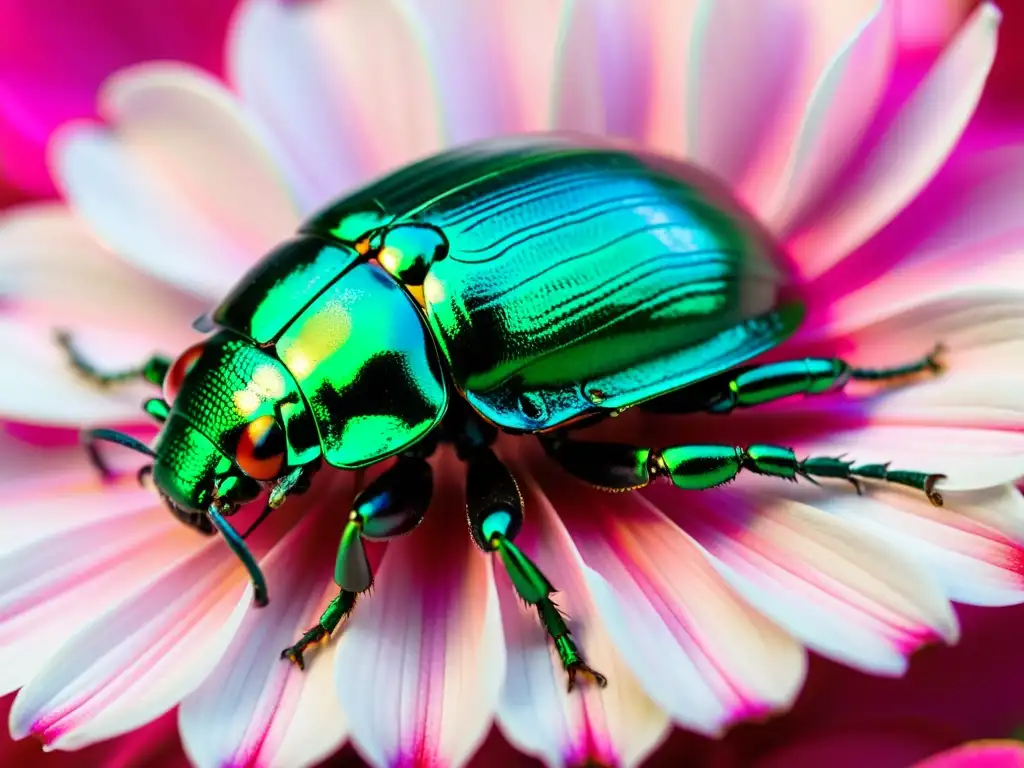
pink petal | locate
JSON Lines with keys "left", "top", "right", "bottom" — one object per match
{"left": 553, "top": 0, "right": 656, "bottom": 141}
{"left": 764, "top": 1, "right": 896, "bottom": 233}
{"left": 786, "top": 3, "right": 1001, "bottom": 278}
{"left": 493, "top": 452, "right": 670, "bottom": 767}
{"left": 179, "top": 475, "right": 356, "bottom": 768}
{"left": 0, "top": 482, "right": 196, "bottom": 696}
{"left": 6, "top": 501, "right": 296, "bottom": 749}
{"left": 532, "top": 458, "right": 805, "bottom": 736}
{"left": 898, "top": 0, "right": 976, "bottom": 51}
{"left": 914, "top": 741, "right": 1024, "bottom": 768}
{"left": 228, "top": 0, "right": 443, "bottom": 213}
{"left": 686, "top": 0, "right": 809, "bottom": 189}
{"left": 646, "top": 486, "right": 958, "bottom": 675}
{"left": 52, "top": 64, "right": 300, "bottom": 300}
{"left": 334, "top": 453, "right": 504, "bottom": 768}
{"left": 0, "top": 0, "right": 237, "bottom": 196}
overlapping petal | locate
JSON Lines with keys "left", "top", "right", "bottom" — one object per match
{"left": 528, "top": 454, "right": 805, "bottom": 737}
{"left": 52, "top": 64, "right": 300, "bottom": 300}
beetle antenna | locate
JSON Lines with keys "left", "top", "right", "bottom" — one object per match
{"left": 85, "top": 428, "right": 157, "bottom": 457}
{"left": 207, "top": 500, "right": 269, "bottom": 607}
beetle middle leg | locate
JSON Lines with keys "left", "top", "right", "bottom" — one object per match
{"left": 641, "top": 345, "right": 945, "bottom": 415}
{"left": 541, "top": 436, "right": 945, "bottom": 506}
{"left": 464, "top": 443, "right": 607, "bottom": 691}
{"left": 281, "top": 455, "right": 433, "bottom": 669}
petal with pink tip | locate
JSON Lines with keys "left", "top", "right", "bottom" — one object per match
{"left": 914, "top": 741, "right": 1024, "bottom": 768}
{"left": 7, "top": 521, "right": 269, "bottom": 749}
{"left": 52, "top": 64, "right": 300, "bottom": 300}
{"left": 553, "top": 0, "right": 656, "bottom": 141}
{"left": 180, "top": 480, "right": 354, "bottom": 768}
{"left": 646, "top": 487, "right": 958, "bottom": 675}
{"left": 786, "top": 3, "right": 1001, "bottom": 278}
{"left": 765, "top": 2, "right": 895, "bottom": 232}
{"left": 778, "top": 484, "right": 1024, "bottom": 607}
{"left": 686, "top": 0, "right": 808, "bottom": 189}
{"left": 334, "top": 460, "right": 504, "bottom": 768}
{"left": 0, "top": 0, "right": 237, "bottom": 196}
{"left": 229, "top": 0, "right": 442, "bottom": 213}
{"left": 494, "top": 457, "right": 670, "bottom": 767}
{"left": 0, "top": 485, "right": 197, "bottom": 696}
{"left": 642, "top": 0, "right": 700, "bottom": 156}
{"left": 536, "top": 470, "right": 805, "bottom": 736}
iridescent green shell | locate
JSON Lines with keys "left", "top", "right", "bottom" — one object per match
{"left": 304, "top": 135, "right": 799, "bottom": 433}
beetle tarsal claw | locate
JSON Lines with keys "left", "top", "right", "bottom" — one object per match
{"left": 281, "top": 626, "right": 328, "bottom": 671}
{"left": 566, "top": 661, "right": 608, "bottom": 693}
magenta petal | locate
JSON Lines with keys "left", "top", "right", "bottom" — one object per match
{"left": 914, "top": 742, "right": 1024, "bottom": 768}
{"left": 0, "top": 0, "right": 239, "bottom": 196}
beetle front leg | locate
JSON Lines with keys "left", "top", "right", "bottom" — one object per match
{"left": 281, "top": 456, "right": 433, "bottom": 670}
{"left": 55, "top": 330, "right": 170, "bottom": 388}
{"left": 642, "top": 345, "right": 945, "bottom": 415}
{"left": 465, "top": 446, "right": 606, "bottom": 692}
{"left": 541, "top": 436, "right": 945, "bottom": 506}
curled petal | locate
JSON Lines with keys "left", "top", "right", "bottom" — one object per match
{"left": 913, "top": 741, "right": 1024, "bottom": 768}
{"left": 494, "top": 458, "right": 669, "bottom": 768}
{"left": 765, "top": 1, "right": 895, "bottom": 232}
{"left": 334, "top": 455, "right": 504, "bottom": 768}
{"left": 52, "top": 64, "right": 300, "bottom": 300}
{"left": 787, "top": 3, "right": 1001, "bottom": 278}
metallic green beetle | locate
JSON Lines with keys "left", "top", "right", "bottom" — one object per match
{"left": 69, "top": 135, "right": 946, "bottom": 690}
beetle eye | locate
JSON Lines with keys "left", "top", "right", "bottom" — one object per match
{"left": 163, "top": 342, "right": 206, "bottom": 404}
{"left": 236, "top": 415, "right": 286, "bottom": 479}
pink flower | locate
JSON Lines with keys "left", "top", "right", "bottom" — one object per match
{"left": 2, "top": 1, "right": 1023, "bottom": 767}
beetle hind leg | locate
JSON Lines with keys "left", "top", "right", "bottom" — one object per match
{"left": 281, "top": 589, "right": 359, "bottom": 670}
{"left": 542, "top": 436, "right": 946, "bottom": 507}
{"left": 464, "top": 443, "right": 606, "bottom": 691}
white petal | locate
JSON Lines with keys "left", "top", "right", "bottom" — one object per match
{"left": 0, "top": 487, "right": 195, "bottom": 696}
{"left": 787, "top": 2, "right": 1001, "bottom": 278}
{"left": 765, "top": 1, "right": 895, "bottom": 231}
{"left": 229, "top": 0, "right": 443, "bottom": 212}
{"left": 553, "top": 0, "right": 657, "bottom": 140}
{"left": 539, "top": 473, "right": 805, "bottom": 736}
{"left": 9, "top": 531, "right": 257, "bottom": 749}
{"left": 180, "top": 487, "right": 354, "bottom": 768}
{"left": 495, "top": 456, "right": 670, "bottom": 768}
{"left": 647, "top": 486, "right": 958, "bottom": 675}
{"left": 335, "top": 455, "right": 504, "bottom": 768}
{"left": 53, "top": 63, "right": 300, "bottom": 299}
